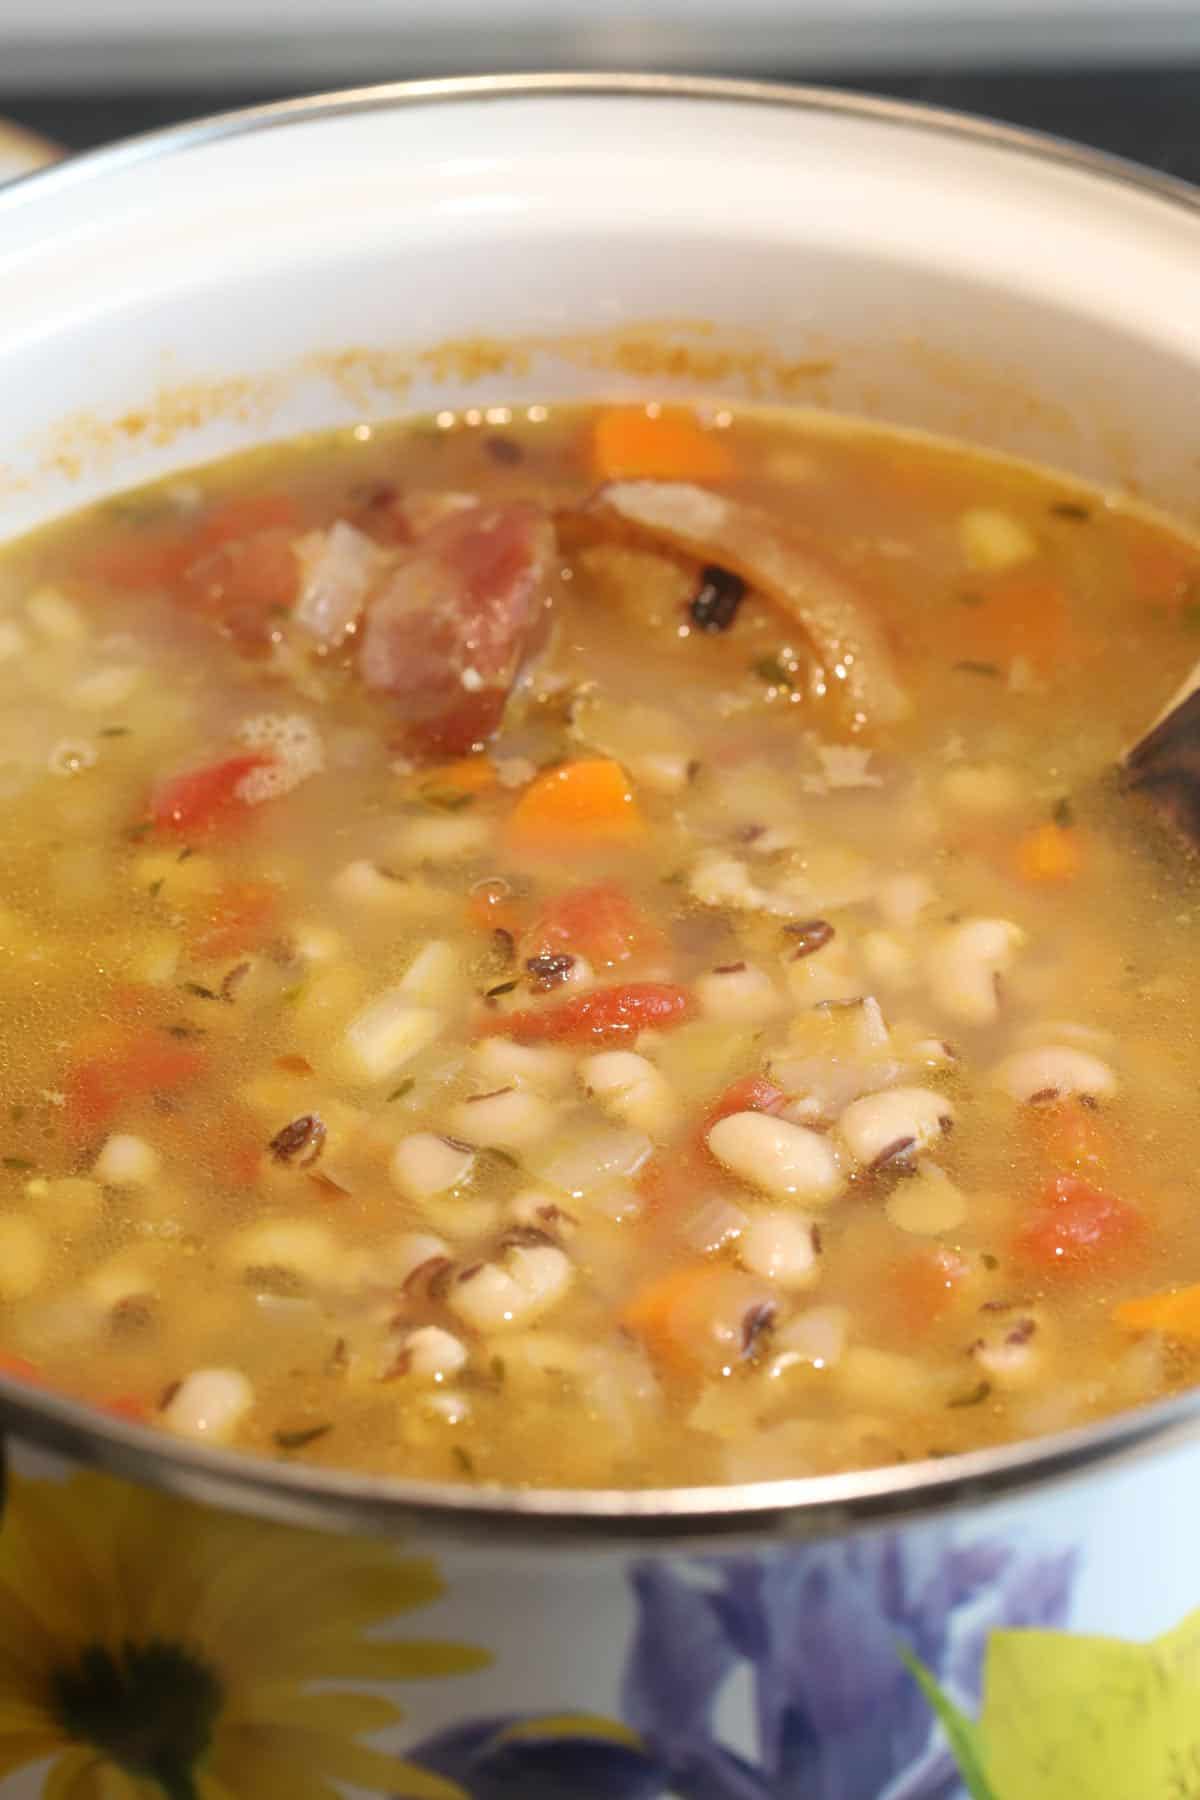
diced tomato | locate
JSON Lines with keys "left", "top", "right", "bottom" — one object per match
{"left": 523, "top": 882, "right": 667, "bottom": 970}
{"left": 1030, "top": 1097, "right": 1113, "bottom": 1174}
{"left": 891, "top": 1246, "right": 974, "bottom": 1335}
{"left": 189, "top": 879, "right": 281, "bottom": 961}
{"left": 82, "top": 530, "right": 197, "bottom": 594}
{"left": 1013, "top": 1173, "right": 1144, "bottom": 1277}
{"left": 699, "top": 1074, "right": 787, "bottom": 1140}
{"left": 65, "top": 1031, "right": 207, "bottom": 1140}
{"left": 150, "top": 752, "right": 271, "bottom": 838}
{"left": 479, "top": 981, "right": 694, "bottom": 1044}
{"left": 100, "top": 1394, "right": 150, "bottom": 1425}
{"left": 198, "top": 493, "right": 299, "bottom": 546}
{"left": 637, "top": 1147, "right": 709, "bottom": 1221}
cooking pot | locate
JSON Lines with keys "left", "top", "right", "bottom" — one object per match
{"left": 0, "top": 75, "right": 1198, "bottom": 1799}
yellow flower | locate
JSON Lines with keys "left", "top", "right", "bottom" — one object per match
{"left": 0, "top": 1467, "right": 486, "bottom": 1800}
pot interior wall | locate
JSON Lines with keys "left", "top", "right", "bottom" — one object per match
{"left": 0, "top": 89, "right": 1198, "bottom": 538}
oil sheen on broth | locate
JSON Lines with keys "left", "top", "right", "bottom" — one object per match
{"left": 0, "top": 401, "right": 1197, "bottom": 1490}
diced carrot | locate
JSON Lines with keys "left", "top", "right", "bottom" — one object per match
{"left": 189, "top": 879, "right": 281, "bottom": 960}
{"left": 1122, "top": 518, "right": 1200, "bottom": 610}
{"left": 83, "top": 530, "right": 196, "bottom": 594}
{"left": 505, "top": 759, "right": 646, "bottom": 852}
{"left": 466, "top": 884, "right": 528, "bottom": 938}
{"left": 523, "top": 881, "right": 666, "bottom": 970}
{"left": 150, "top": 752, "right": 271, "bottom": 838}
{"left": 1013, "top": 822, "right": 1083, "bottom": 885}
{"left": 621, "top": 1261, "right": 736, "bottom": 1379}
{"left": 958, "top": 571, "right": 1070, "bottom": 672}
{"left": 1114, "top": 1283, "right": 1200, "bottom": 1339}
{"left": 591, "top": 407, "right": 734, "bottom": 485}
{"left": 479, "top": 981, "right": 693, "bottom": 1045}
{"left": 423, "top": 756, "right": 497, "bottom": 797}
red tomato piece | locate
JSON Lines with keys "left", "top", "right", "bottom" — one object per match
{"left": 100, "top": 1395, "right": 151, "bottom": 1425}
{"left": 150, "top": 752, "right": 271, "bottom": 838}
{"left": 190, "top": 879, "right": 281, "bottom": 961}
{"left": 1013, "top": 1174, "right": 1144, "bottom": 1277}
{"left": 1030, "top": 1097, "right": 1113, "bottom": 1174}
{"left": 198, "top": 493, "right": 299, "bottom": 546}
{"left": 66, "top": 1032, "right": 207, "bottom": 1140}
{"left": 479, "top": 981, "right": 693, "bottom": 1044}
{"left": 700, "top": 1074, "right": 788, "bottom": 1140}
{"left": 523, "top": 882, "right": 666, "bottom": 970}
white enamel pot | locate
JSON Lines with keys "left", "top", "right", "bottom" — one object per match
{"left": 0, "top": 76, "right": 1198, "bottom": 1800}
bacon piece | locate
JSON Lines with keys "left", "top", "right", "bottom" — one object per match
{"left": 359, "top": 502, "right": 556, "bottom": 757}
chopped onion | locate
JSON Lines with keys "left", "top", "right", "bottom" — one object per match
{"left": 538, "top": 1127, "right": 653, "bottom": 1198}
{"left": 684, "top": 1193, "right": 749, "bottom": 1254}
{"left": 293, "top": 520, "right": 380, "bottom": 645}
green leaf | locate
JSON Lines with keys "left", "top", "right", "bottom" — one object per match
{"left": 981, "top": 1611, "right": 1200, "bottom": 1799}
{"left": 898, "top": 1646, "right": 999, "bottom": 1800}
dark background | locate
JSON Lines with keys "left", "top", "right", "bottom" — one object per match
{"left": 2, "top": 65, "right": 1199, "bottom": 184}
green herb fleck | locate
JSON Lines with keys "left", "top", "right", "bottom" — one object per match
{"left": 163, "top": 1023, "right": 205, "bottom": 1040}
{"left": 451, "top": 1445, "right": 476, "bottom": 1476}
{"left": 489, "top": 1355, "right": 506, "bottom": 1387}
{"left": 273, "top": 1422, "right": 333, "bottom": 1452}
{"left": 1052, "top": 795, "right": 1075, "bottom": 828}
{"left": 751, "top": 654, "right": 796, "bottom": 688}
{"left": 181, "top": 982, "right": 218, "bottom": 1001}
{"left": 280, "top": 983, "right": 306, "bottom": 1005}
{"left": 421, "top": 788, "right": 474, "bottom": 812}
{"left": 2, "top": 1157, "right": 33, "bottom": 1173}
{"left": 126, "top": 820, "right": 154, "bottom": 842}
{"left": 98, "top": 725, "right": 131, "bottom": 738}
{"left": 953, "top": 660, "right": 1002, "bottom": 679}
{"left": 177, "top": 845, "right": 195, "bottom": 863}
{"left": 955, "top": 590, "right": 986, "bottom": 608}
{"left": 980, "top": 1252, "right": 999, "bottom": 1271}
{"left": 485, "top": 979, "right": 519, "bottom": 999}
{"left": 1181, "top": 601, "right": 1200, "bottom": 633}
{"left": 387, "top": 1078, "right": 416, "bottom": 1103}
{"left": 147, "top": 878, "right": 164, "bottom": 899}
{"left": 1049, "top": 500, "right": 1091, "bottom": 522}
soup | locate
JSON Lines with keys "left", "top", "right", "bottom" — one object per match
{"left": 0, "top": 400, "right": 1197, "bottom": 1489}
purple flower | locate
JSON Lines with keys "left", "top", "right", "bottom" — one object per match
{"left": 620, "top": 1528, "right": 1077, "bottom": 1800}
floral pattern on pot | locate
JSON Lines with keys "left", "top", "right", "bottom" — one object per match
{"left": 406, "top": 1530, "right": 1077, "bottom": 1799}
{"left": 0, "top": 1467, "right": 487, "bottom": 1800}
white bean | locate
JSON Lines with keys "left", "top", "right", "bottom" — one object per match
{"left": 940, "top": 762, "right": 1024, "bottom": 815}
{"left": 885, "top": 1163, "right": 967, "bottom": 1234}
{"left": 706, "top": 1111, "right": 845, "bottom": 1206}
{"left": 390, "top": 1133, "right": 475, "bottom": 1201}
{"left": 739, "top": 1210, "right": 820, "bottom": 1289}
{"left": 839, "top": 1085, "right": 955, "bottom": 1168}
{"left": 472, "top": 1037, "right": 574, "bottom": 1095}
{"left": 395, "top": 1324, "right": 469, "bottom": 1381}
{"left": 85, "top": 1254, "right": 156, "bottom": 1310}
{"left": 584, "top": 1050, "right": 679, "bottom": 1136}
{"left": 876, "top": 872, "right": 936, "bottom": 930}
{"left": 392, "top": 812, "right": 491, "bottom": 863}
{"left": 332, "top": 860, "right": 419, "bottom": 909}
{"left": 991, "top": 1044, "right": 1117, "bottom": 1103}
{"left": 449, "top": 1087, "right": 556, "bottom": 1151}
{"left": 860, "top": 930, "right": 916, "bottom": 989}
{"left": 228, "top": 1218, "right": 338, "bottom": 1280}
{"left": 73, "top": 664, "right": 142, "bottom": 710}
{"left": 164, "top": 1368, "right": 253, "bottom": 1442}
{"left": 958, "top": 507, "right": 1036, "bottom": 572}
{"left": 93, "top": 1133, "right": 161, "bottom": 1188}
{"left": 770, "top": 1304, "right": 848, "bottom": 1373}
{"left": 448, "top": 1242, "right": 572, "bottom": 1332}
{"left": 508, "top": 1188, "right": 579, "bottom": 1238}
{"left": 381, "top": 1231, "right": 451, "bottom": 1284}
{"left": 970, "top": 1309, "right": 1046, "bottom": 1389}
{"left": 695, "top": 962, "right": 782, "bottom": 1025}
{"left": 0, "top": 1216, "right": 48, "bottom": 1300}
{"left": 926, "top": 917, "right": 1024, "bottom": 1025}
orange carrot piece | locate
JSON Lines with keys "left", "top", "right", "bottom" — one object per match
{"left": 621, "top": 1261, "right": 732, "bottom": 1378}
{"left": 959, "top": 572, "right": 1071, "bottom": 672}
{"left": 424, "top": 755, "right": 497, "bottom": 797}
{"left": 1113, "top": 1284, "right": 1200, "bottom": 1338}
{"left": 505, "top": 758, "right": 645, "bottom": 851}
{"left": 1013, "top": 822, "right": 1083, "bottom": 885}
{"left": 591, "top": 407, "right": 733, "bottom": 485}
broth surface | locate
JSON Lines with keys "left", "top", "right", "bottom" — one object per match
{"left": 0, "top": 401, "right": 1198, "bottom": 1488}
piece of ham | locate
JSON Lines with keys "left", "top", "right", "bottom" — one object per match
{"left": 590, "top": 480, "right": 909, "bottom": 726}
{"left": 359, "top": 501, "right": 557, "bottom": 757}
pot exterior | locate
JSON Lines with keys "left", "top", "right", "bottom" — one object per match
{"left": 0, "top": 1431, "right": 1193, "bottom": 1798}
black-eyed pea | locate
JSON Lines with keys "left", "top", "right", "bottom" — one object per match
{"left": 738, "top": 1210, "right": 821, "bottom": 1289}
{"left": 990, "top": 1044, "right": 1117, "bottom": 1103}
{"left": 448, "top": 1086, "right": 556, "bottom": 1151}
{"left": 695, "top": 962, "right": 782, "bottom": 1025}
{"left": 837, "top": 1086, "right": 956, "bottom": 1170}
{"left": 926, "top": 917, "right": 1024, "bottom": 1025}
{"left": 583, "top": 1050, "right": 679, "bottom": 1136}
{"left": 390, "top": 1132, "right": 475, "bottom": 1202}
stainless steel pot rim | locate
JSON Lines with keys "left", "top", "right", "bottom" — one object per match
{"left": 2, "top": 71, "right": 1199, "bottom": 1540}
